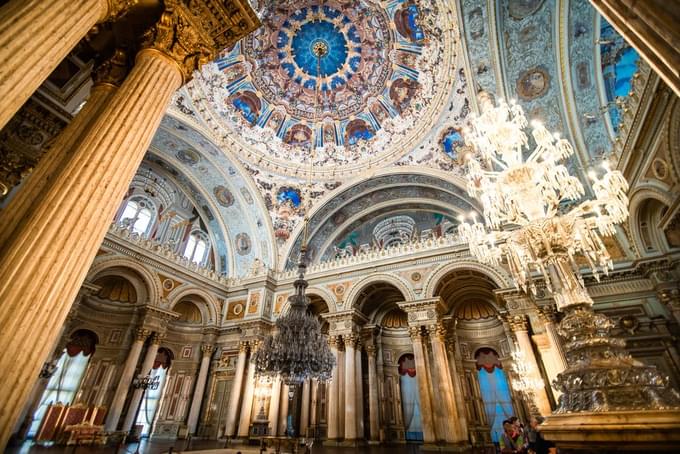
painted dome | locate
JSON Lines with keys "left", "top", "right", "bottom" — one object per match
{"left": 189, "top": 0, "right": 457, "bottom": 180}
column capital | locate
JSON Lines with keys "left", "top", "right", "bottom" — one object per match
{"left": 139, "top": 1, "right": 215, "bottom": 83}
{"left": 508, "top": 314, "right": 528, "bottom": 332}
{"left": 538, "top": 304, "right": 559, "bottom": 324}
{"left": 201, "top": 344, "right": 214, "bottom": 356}
{"left": 93, "top": 48, "right": 130, "bottom": 88}
{"left": 134, "top": 328, "right": 150, "bottom": 341}
{"left": 425, "top": 322, "right": 447, "bottom": 340}
{"left": 328, "top": 335, "right": 340, "bottom": 349}
{"left": 408, "top": 326, "right": 423, "bottom": 341}
{"left": 365, "top": 344, "right": 377, "bottom": 357}
{"left": 343, "top": 334, "right": 359, "bottom": 349}
{"left": 102, "top": 0, "right": 138, "bottom": 21}
{"left": 238, "top": 341, "right": 249, "bottom": 353}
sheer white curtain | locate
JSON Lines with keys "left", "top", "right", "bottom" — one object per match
{"left": 400, "top": 374, "right": 423, "bottom": 441}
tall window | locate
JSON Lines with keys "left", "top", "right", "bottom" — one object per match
{"left": 29, "top": 330, "right": 97, "bottom": 437}
{"left": 135, "top": 348, "right": 172, "bottom": 436}
{"left": 119, "top": 196, "right": 156, "bottom": 236}
{"left": 183, "top": 231, "right": 210, "bottom": 265}
{"left": 475, "top": 348, "right": 514, "bottom": 443}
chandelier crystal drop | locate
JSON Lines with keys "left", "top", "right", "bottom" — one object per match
{"left": 459, "top": 93, "right": 680, "bottom": 414}
{"left": 459, "top": 92, "right": 629, "bottom": 310}
{"left": 253, "top": 246, "right": 335, "bottom": 387}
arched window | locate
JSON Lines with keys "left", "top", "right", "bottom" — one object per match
{"left": 119, "top": 196, "right": 156, "bottom": 236}
{"left": 183, "top": 230, "right": 210, "bottom": 265}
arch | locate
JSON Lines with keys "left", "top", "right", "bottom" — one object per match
{"left": 424, "top": 260, "right": 512, "bottom": 299}
{"left": 277, "top": 286, "right": 336, "bottom": 317}
{"left": 87, "top": 256, "right": 161, "bottom": 306}
{"left": 166, "top": 285, "right": 220, "bottom": 325}
{"left": 344, "top": 272, "right": 416, "bottom": 309}
{"left": 628, "top": 186, "right": 673, "bottom": 256}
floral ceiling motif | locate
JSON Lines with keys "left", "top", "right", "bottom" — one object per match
{"left": 187, "top": 0, "right": 457, "bottom": 179}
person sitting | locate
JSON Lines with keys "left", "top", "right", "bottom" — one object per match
{"left": 500, "top": 420, "right": 526, "bottom": 454}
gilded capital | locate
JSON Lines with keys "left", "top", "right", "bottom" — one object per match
{"left": 201, "top": 344, "right": 214, "bottom": 355}
{"left": 343, "top": 334, "right": 359, "bottom": 349}
{"left": 508, "top": 315, "right": 528, "bottom": 332}
{"left": 238, "top": 341, "right": 249, "bottom": 353}
{"left": 93, "top": 48, "right": 130, "bottom": 88}
{"left": 135, "top": 328, "right": 150, "bottom": 341}
{"left": 139, "top": 0, "right": 215, "bottom": 83}
{"left": 104, "top": 0, "right": 138, "bottom": 21}
{"left": 408, "top": 326, "right": 422, "bottom": 341}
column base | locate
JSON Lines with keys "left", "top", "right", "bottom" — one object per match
{"left": 339, "top": 438, "right": 365, "bottom": 447}
{"left": 540, "top": 409, "right": 680, "bottom": 452}
{"left": 322, "top": 439, "right": 342, "bottom": 446}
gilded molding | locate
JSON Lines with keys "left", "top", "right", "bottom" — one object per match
{"left": 104, "top": 0, "right": 138, "bottom": 21}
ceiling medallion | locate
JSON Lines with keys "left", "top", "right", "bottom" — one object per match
{"left": 191, "top": 0, "right": 455, "bottom": 179}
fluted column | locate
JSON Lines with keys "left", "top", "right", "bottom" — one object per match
{"left": 365, "top": 345, "right": 380, "bottom": 442}
{"left": 0, "top": 49, "right": 127, "bottom": 248}
{"left": 0, "top": 3, "right": 214, "bottom": 440}
{"left": 509, "top": 316, "right": 552, "bottom": 416}
{"left": 326, "top": 336, "right": 340, "bottom": 441}
{"left": 0, "top": 0, "right": 133, "bottom": 130}
{"left": 444, "top": 336, "right": 468, "bottom": 441}
{"left": 225, "top": 342, "right": 248, "bottom": 437}
{"left": 122, "top": 332, "right": 161, "bottom": 431}
{"left": 267, "top": 376, "right": 282, "bottom": 436}
{"left": 186, "top": 344, "right": 213, "bottom": 434}
{"left": 104, "top": 328, "right": 148, "bottom": 431}
{"left": 300, "top": 379, "right": 311, "bottom": 437}
{"left": 354, "top": 345, "right": 364, "bottom": 439}
{"left": 343, "top": 334, "right": 357, "bottom": 441}
{"left": 589, "top": 0, "right": 680, "bottom": 97}
{"left": 427, "top": 324, "right": 464, "bottom": 443}
{"left": 238, "top": 343, "right": 257, "bottom": 437}
{"left": 409, "top": 326, "right": 436, "bottom": 443}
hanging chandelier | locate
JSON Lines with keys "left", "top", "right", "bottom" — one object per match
{"left": 253, "top": 245, "right": 335, "bottom": 386}
{"left": 458, "top": 92, "right": 679, "bottom": 413}
{"left": 252, "top": 32, "right": 336, "bottom": 388}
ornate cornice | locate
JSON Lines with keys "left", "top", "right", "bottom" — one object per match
{"left": 399, "top": 297, "right": 446, "bottom": 327}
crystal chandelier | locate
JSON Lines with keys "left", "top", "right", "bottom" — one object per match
{"left": 459, "top": 92, "right": 679, "bottom": 413}
{"left": 252, "top": 244, "right": 335, "bottom": 386}
{"left": 252, "top": 38, "right": 335, "bottom": 388}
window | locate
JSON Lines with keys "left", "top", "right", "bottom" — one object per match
{"left": 119, "top": 197, "right": 156, "bottom": 236}
{"left": 183, "top": 231, "right": 210, "bottom": 265}
{"left": 28, "top": 351, "right": 90, "bottom": 437}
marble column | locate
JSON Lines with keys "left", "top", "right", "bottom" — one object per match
{"left": 0, "top": 4, "right": 213, "bottom": 441}
{"left": 309, "top": 380, "right": 318, "bottom": 433}
{"left": 267, "top": 376, "right": 282, "bottom": 436}
{"left": 444, "top": 336, "right": 468, "bottom": 441}
{"left": 225, "top": 342, "right": 248, "bottom": 437}
{"left": 354, "top": 345, "right": 364, "bottom": 439}
{"left": 428, "top": 323, "right": 464, "bottom": 443}
{"left": 509, "top": 315, "right": 552, "bottom": 416}
{"left": 409, "top": 326, "right": 436, "bottom": 443}
{"left": 186, "top": 344, "right": 213, "bottom": 434}
{"left": 589, "top": 0, "right": 680, "bottom": 97}
{"left": 300, "top": 379, "right": 311, "bottom": 437}
{"left": 104, "top": 328, "right": 148, "bottom": 431}
{"left": 540, "top": 306, "right": 568, "bottom": 373}
{"left": 122, "top": 332, "right": 161, "bottom": 431}
{"left": 326, "top": 336, "right": 340, "bottom": 441}
{"left": 343, "top": 334, "right": 358, "bottom": 441}
{"left": 0, "top": 0, "right": 132, "bottom": 130}
{"left": 365, "top": 345, "right": 380, "bottom": 443}
{"left": 0, "top": 49, "right": 127, "bottom": 249}
{"left": 278, "top": 384, "right": 289, "bottom": 436}
{"left": 238, "top": 343, "right": 257, "bottom": 437}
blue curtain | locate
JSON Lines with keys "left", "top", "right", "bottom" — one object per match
{"left": 400, "top": 374, "right": 423, "bottom": 441}
{"left": 477, "top": 368, "right": 514, "bottom": 443}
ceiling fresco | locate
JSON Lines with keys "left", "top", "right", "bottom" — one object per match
{"left": 152, "top": 0, "right": 647, "bottom": 272}
{"left": 184, "top": 0, "right": 459, "bottom": 179}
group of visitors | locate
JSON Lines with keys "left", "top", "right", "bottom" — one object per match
{"left": 499, "top": 415, "right": 555, "bottom": 454}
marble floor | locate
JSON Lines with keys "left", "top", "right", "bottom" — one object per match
{"left": 5, "top": 439, "right": 428, "bottom": 454}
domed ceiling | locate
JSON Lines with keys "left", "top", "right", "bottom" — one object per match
{"left": 187, "top": 0, "right": 458, "bottom": 180}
